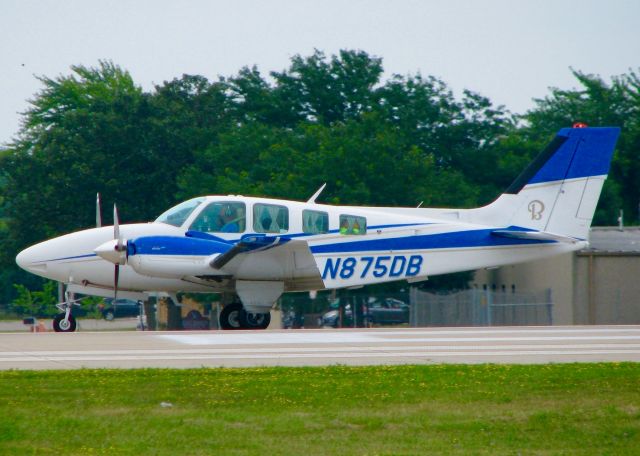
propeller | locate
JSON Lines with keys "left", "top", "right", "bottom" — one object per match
{"left": 113, "top": 204, "right": 126, "bottom": 300}
{"left": 94, "top": 204, "right": 127, "bottom": 300}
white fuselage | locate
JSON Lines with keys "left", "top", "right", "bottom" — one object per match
{"left": 16, "top": 195, "right": 581, "bottom": 300}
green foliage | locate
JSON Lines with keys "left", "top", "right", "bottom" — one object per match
{"left": 10, "top": 280, "right": 57, "bottom": 316}
{"left": 521, "top": 69, "right": 640, "bottom": 224}
{"left": 77, "top": 295, "right": 105, "bottom": 319}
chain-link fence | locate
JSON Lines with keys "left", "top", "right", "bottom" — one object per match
{"left": 410, "top": 288, "right": 553, "bottom": 327}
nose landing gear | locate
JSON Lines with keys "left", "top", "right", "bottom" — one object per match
{"left": 52, "top": 292, "right": 81, "bottom": 332}
{"left": 53, "top": 312, "right": 77, "bottom": 332}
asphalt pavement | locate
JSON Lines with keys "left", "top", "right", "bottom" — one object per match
{"left": 1, "top": 325, "right": 639, "bottom": 370}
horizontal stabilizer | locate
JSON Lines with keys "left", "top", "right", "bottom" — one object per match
{"left": 491, "top": 229, "right": 580, "bottom": 244}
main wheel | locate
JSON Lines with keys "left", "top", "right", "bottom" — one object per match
{"left": 53, "top": 313, "right": 77, "bottom": 332}
{"left": 219, "top": 302, "right": 243, "bottom": 330}
{"left": 239, "top": 310, "right": 271, "bottom": 330}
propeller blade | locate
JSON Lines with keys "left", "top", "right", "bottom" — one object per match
{"left": 114, "top": 203, "right": 128, "bottom": 261}
{"left": 96, "top": 193, "right": 102, "bottom": 228}
{"left": 113, "top": 204, "right": 121, "bottom": 247}
{"left": 114, "top": 264, "right": 119, "bottom": 300}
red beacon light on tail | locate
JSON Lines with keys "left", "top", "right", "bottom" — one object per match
{"left": 573, "top": 122, "right": 588, "bottom": 128}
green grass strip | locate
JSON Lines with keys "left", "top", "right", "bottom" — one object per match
{"left": 1, "top": 363, "right": 639, "bottom": 455}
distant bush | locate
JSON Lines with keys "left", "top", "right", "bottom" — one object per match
{"left": 10, "top": 281, "right": 58, "bottom": 317}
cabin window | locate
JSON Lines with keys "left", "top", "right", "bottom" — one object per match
{"left": 254, "top": 203, "right": 289, "bottom": 233}
{"left": 189, "top": 202, "right": 246, "bottom": 233}
{"left": 302, "top": 210, "right": 329, "bottom": 234}
{"left": 155, "top": 197, "right": 205, "bottom": 227}
{"left": 339, "top": 214, "right": 367, "bottom": 235}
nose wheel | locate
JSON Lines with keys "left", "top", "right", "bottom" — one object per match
{"left": 53, "top": 313, "right": 77, "bottom": 332}
{"left": 52, "top": 290, "right": 81, "bottom": 332}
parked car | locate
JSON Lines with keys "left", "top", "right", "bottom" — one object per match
{"left": 318, "top": 298, "right": 410, "bottom": 327}
{"left": 98, "top": 298, "right": 143, "bottom": 320}
{"left": 366, "top": 298, "right": 410, "bottom": 325}
{"left": 317, "top": 300, "right": 351, "bottom": 327}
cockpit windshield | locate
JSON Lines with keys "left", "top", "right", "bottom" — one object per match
{"left": 155, "top": 197, "right": 205, "bottom": 227}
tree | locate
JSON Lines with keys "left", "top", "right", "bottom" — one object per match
{"left": 270, "top": 49, "right": 384, "bottom": 125}
{"left": 520, "top": 69, "right": 640, "bottom": 224}
{"left": 0, "top": 62, "right": 211, "bottom": 272}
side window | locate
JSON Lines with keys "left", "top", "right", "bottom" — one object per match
{"left": 339, "top": 214, "right": 367, "bottom": 235}
{"left": 189, "top": 202, "right": 246, "bottom": 233}
{"left": 302, "top": 210, "right": 328, "bottom": 234}
{"left": 254, "top": 203, "right": 289, "bottom": 233}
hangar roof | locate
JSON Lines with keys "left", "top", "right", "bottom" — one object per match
{"left": 583, "top": 227, "right": 640, "bottom": 254}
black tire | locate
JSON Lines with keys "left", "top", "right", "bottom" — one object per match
{"left": 219, "top": 302, "right": 243, "bottom": 330}
{"left": 53, "top": 313, "right": 77, "bottom": 332}
{"left": 239, "top": 309, "right": 271, "bottom": 330}
{"left": 104, "top": 310, "right": 115, "bottom": 321}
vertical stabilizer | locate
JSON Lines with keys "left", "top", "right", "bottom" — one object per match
{"left": 476, "top": 127, "right": 620, "bottom": 240}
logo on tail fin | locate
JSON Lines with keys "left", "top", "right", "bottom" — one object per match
{"left": 528, "top": 200, "right": 545, "bottom": 220}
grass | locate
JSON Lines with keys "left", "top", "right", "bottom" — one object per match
{"left": 0, "top": 363, "right": 639, "bottom": 454}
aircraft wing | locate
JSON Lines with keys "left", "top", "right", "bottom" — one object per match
{"left": 193, "top": 234, "right": 323, "bottom": 289}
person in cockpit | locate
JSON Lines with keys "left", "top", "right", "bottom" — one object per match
{"left": 220, "top": 205, "right": 240, "bottom": 232}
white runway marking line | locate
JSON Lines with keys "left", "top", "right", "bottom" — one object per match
{"left": 157, "top": 333, "right": 640, "bottom": 346}
{"left": 1, "top": 344, "right": 640, "bottom": 357}
{"left": 1, "top": 344, "right": 640, "bottom": 363}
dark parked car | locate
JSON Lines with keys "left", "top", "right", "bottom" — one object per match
{"left": 98, "top": 298, "right": 143, "bottom": 320}
{"left": 367, "top": 298, "right": 410, "bottom": 325}
{"left": 318, "top": 298, "right": 410, "bottom": 327}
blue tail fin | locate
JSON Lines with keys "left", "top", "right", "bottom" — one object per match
{"left": 506, "top": 127, "right": 620, "bottom": 194}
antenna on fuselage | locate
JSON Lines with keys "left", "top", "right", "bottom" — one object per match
{"left": 96, "top": 193, "right": 102, "bottom": 227}
{"left": 306, "top": 183, "right": 327, "bottom": 204}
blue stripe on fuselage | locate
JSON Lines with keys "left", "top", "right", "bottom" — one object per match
{"left": 133, "top": 228, "right": 554, "bottom": 257}
{"left": 309, "top": 229, "right": 553, "bottom": 254}
{"left": 37, "top": 253, "right": 98, "bottom": 263}
{"left": 48, "top": 226, "right": 553, "bottom": 262}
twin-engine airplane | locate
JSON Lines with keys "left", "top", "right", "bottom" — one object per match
{"left": 16, "top": 126, "right": 620, "bottom": 331}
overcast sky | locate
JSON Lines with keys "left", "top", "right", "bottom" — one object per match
{"left": 1, "top": 0, "right": 639, "bottom": 145}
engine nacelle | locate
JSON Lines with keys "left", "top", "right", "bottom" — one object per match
{"left": 126, "top": 235, "right": 230, "bottom": 278}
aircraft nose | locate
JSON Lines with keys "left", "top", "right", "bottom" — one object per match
{"left": 15, "top": 249, "right": 27, "bottom": 270}
{"left": 16, "top": 244, "right": 46, "bottom": 273}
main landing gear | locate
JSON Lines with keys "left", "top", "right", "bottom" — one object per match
{"left": 219, "top": 302, "right": 271, "bottom": 330}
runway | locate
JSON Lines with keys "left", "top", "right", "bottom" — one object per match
{"left": 1, "top": 326, "right": 639, "bottom": 370}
